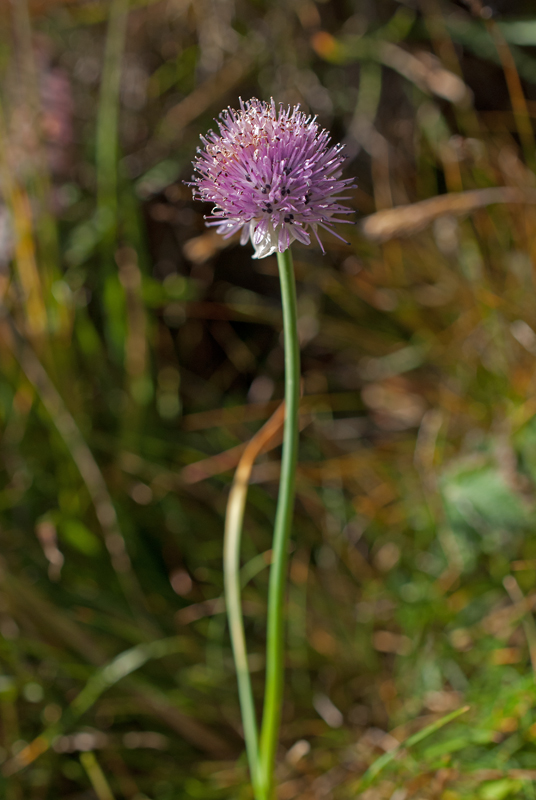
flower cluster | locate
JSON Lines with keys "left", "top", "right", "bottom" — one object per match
{"left": 190, "top": 98, "right": 354, "bottom": 259}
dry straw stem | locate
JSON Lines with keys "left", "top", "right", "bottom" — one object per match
{"left": 502, "top": 575, "right": 536, "bottom": 678}
{"left": 9, "top": 185, "right": 48, "bottom": 337}
{"left": 313, "top": 30, "right": 469, "bottom": 105}
{"left": 161, "top": 51, "right": 254, "bottom": 140}
{"left": 224, "top": 400, "right": 288, "bottom": 543}
{"left": 182, "top": 392, "right": 361, "bottom": 432}
{"left": 180, "top": 393, "right": 358, "bottom": 484}
{"left": 360, "top": 187, "right": 536, "bottom": 242}
{"left": 378, "top": 41, "right": 469, "bottom": 105}
{"left": 224, "top": 401, "right": 287, "bottom": 790}
{"left": 465, "top": 0, "right": 536, "bottom": 167}
{"left": 180, "top": 409, "right": 302, "bottom": 485}
{"left": 0, "top": 104, "right": 47, "bottom": 337}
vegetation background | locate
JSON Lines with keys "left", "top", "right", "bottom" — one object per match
{"left": 2, "top": 0, "right": 536, "bottom": 798}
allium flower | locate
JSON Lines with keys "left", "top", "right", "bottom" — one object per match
{"left": 190, "top": 98, "right": 355, "bottom": 259}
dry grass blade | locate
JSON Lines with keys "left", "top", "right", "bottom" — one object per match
{"left": 181, "top": 393, "right": 360, "bottom": 483}
{"left": 228, "top": 402, "right": 287, "bottom": 520}
{"left": 379, "top": 41, "right": 469, "bottom": 104}
{"left": 360, "top": 187, "right": 536, "bottom": 242}
{"left": 182, "top": 402, "right": 287, "bottom": 485}
{"left": 161, "top": 51, "right": 254, "bottom": 140}
{"left": 223, "top": 401, "right": 288, "bottom": 785}
{"left": 503, "top": 576, "right": 536, "bottom": 678}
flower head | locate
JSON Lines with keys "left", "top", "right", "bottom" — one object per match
{"left": 190, "top": 98, "right": 355, "bottom": 259}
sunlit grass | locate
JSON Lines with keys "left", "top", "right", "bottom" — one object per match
{"left": 0, "top": 1, "right": 535, "bottom": 798}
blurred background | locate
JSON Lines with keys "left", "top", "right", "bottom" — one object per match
{"left": 2, "top": 0, "right": 536, "bottom": 798}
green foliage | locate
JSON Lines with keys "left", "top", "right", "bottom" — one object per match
{"left": 58, "top": 518, "right": 102, "bottom": 557}
{"left": 0, "top": 0, "right": 536, "bottom": 798}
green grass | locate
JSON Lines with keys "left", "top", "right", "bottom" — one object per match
{"left": 0, "top": 0, "right": 536, "bottom": 798}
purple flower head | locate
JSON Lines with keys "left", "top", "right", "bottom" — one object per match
{"left": 190, "top": 98, "right": 355, "bottom": 259}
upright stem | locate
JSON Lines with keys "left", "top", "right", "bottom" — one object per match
{"left": 259, "top": 248, "right": 300, "bottom": 799}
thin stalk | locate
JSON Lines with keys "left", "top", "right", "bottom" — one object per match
{"left": 96, "top": 0, "right": 129, "bottom": 252}
{"left": 224, "top": 468, "right": 261, "bottom": 792}
{"left": 224, "top": 403, "right": 286, "bottom": 796}
{"left": 358, "top": 704, "right": 470, "bottom": 790}
{"left": 259, "top": 248, "right": 300, "bottom": 800}
{"left": 485, "top": 16, "right": 536, "bottom": 172}
{"left": 80, "top": 751, "right": 115, "bottom": 800}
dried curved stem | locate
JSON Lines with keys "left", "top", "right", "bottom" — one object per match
{"left": 224, "top": 402, "right": 286, "bottom": 793}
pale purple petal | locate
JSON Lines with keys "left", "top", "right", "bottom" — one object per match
{"left": 190, "top": 98, "right": 355, "bottom": 258}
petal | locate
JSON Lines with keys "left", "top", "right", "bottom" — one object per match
{"left": 215, "top": 220, "right": 243, "bottom": 238}
{"left": 290, "top": 222, "right": 310, "bottom": 246}
{"left": 240, "top": 224, "right": 251, "bottom": 245}
{"left": 251, "top": 220, "right": 279, "bottom": 259}
{"left": 252, "top": 218, "right": 268, "bottom": 245}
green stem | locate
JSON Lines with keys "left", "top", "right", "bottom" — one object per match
{"left": 224, "top": 471, "right": 260, "bottom": 793}
{"left": 259, "top": 248, "right": 300, "bottom": 800}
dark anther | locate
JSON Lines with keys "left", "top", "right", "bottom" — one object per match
{"left": 284, "top": 168, "right": 291, "bottom": 176}
{"left": 261, "top": 187, "right": 268, "bottom": 194}
{"left": 283, "top": 214, "right": 294, "bottom": 223}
